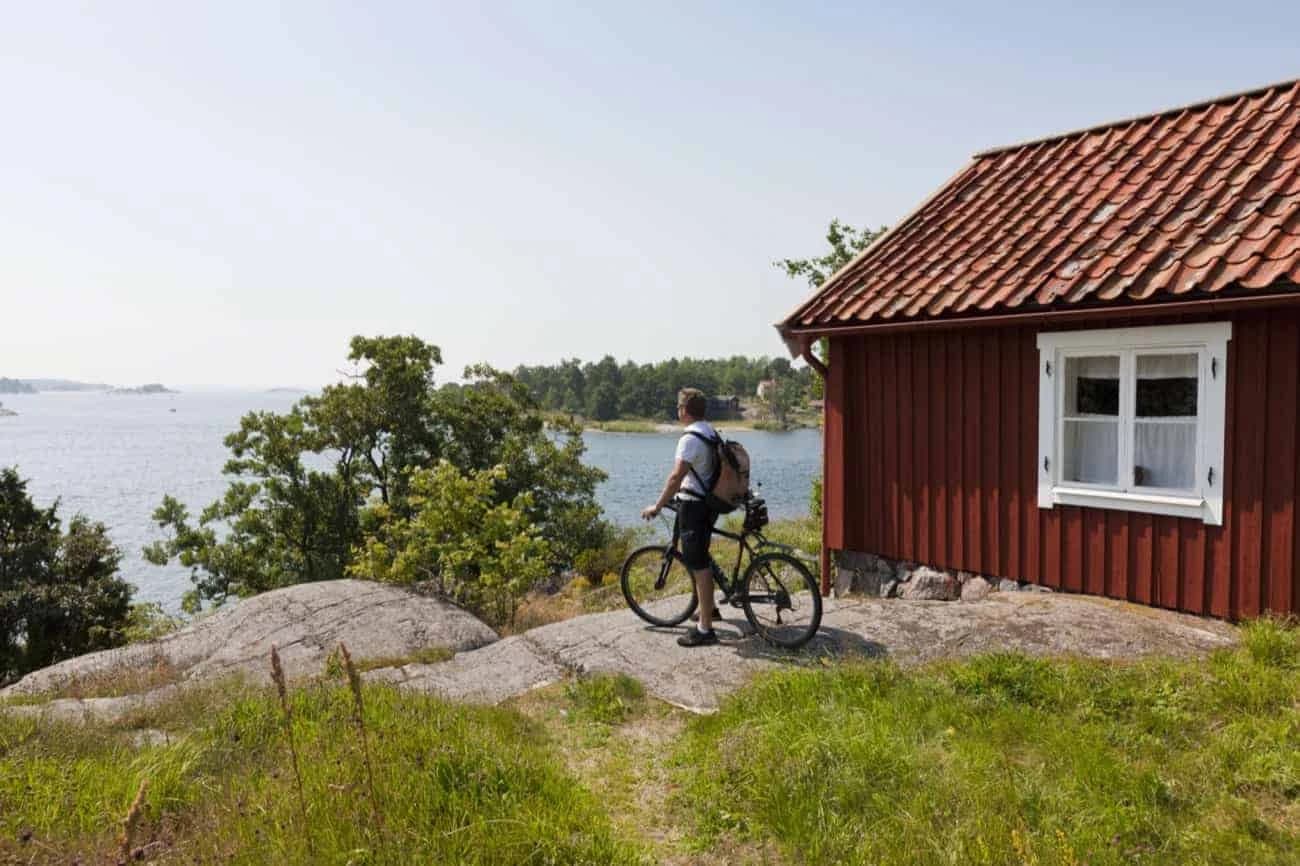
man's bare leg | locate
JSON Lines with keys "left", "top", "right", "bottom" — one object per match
{"left": 693, "top": 566, "right": 715, "bottom": 632}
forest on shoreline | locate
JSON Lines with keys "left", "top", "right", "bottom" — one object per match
{"left": 511, "top": 354, "right": 815, "bottom": 424}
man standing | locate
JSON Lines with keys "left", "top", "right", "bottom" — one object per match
{"left": 641, "top": 388, "right": 721, "bottom": 647}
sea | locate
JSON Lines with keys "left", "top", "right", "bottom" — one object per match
{"left": 0, "top": 390, "right": 821, "bottom": 611}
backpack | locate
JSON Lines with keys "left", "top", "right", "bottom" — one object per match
{"left": 686, "top": 430, "right": 751, "bottom": 514}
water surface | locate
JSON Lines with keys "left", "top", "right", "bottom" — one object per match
{"left": 0, "top": 391, "right": 820, "bottom": 610}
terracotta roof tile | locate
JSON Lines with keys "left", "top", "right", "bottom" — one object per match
{"left": 782, "top": 80, "right": 1300, "bottom": 333}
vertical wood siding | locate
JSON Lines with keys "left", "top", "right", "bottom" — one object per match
{"left": 825, "top": 310, "right": 1300, "bottom": 618}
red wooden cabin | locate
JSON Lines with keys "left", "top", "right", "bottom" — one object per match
{"left": 779, "top": 79, "right": 1300, "bottom": 619}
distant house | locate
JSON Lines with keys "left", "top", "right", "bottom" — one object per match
{"left": 779, "top": 79, "right": 1300, "bottom": 619}
{"left": 708, "top": 395, "right": 741, "bottom": 420}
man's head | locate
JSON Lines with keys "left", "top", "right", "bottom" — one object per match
{"left": 677, "top": 388, "right": 707, "bottom": 422}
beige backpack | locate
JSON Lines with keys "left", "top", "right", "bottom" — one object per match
{"left": 686, "top": 431, "right": 751, "bottom": 514}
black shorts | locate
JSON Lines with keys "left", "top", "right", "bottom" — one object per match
{"left": 677, "top": 498, "right": 717, "bottom": 570}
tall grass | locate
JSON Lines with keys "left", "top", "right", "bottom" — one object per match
{"left": 676, "top": 618, "right": 1300, "bottom": 865}
{"left": 270, "top": 644, "right": 314, "bottom": 856}
{"left": 0, "top": 680, "right": 642, "bottom": 863}
{"left": 339, "top": 642, "right": 385, "bottom": 838}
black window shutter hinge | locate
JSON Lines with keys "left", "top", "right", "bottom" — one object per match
{"left": 1211, "top": 357, "right": 1217, "bottom": 379}
{"left": 1044, "top": 456, "right": 1050, "bottom": 473}
{"left": 1045, "top": 360, "right": 1052, "bottom": 377}
{"left": 1207, "top": 466, "right": 1215, "bottom": 486}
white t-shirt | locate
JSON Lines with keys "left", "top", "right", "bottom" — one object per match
{"left": 675, "top": 420, "right": 719, "bottom": 498}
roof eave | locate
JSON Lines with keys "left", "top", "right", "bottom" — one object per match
{"left": 784, "top": 286, "right": 1300, "bottom": 339}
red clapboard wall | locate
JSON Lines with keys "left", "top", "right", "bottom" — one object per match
{"left": 822, "top": 309, "right": 1300, "bottom": 619}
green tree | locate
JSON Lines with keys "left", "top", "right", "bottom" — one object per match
{"left": 762, "top": 377, "right": 806, "bottom": 427}
{"left": 775, "top": 218, "right": 887, "bottom": 289}
{"left": 0, "top": 468, "right": 133, "bottom": 682}
{"left": 775, "top": 219, "right": 888, "bottom": 397}
{"left": 349, "top": 462, "right": 551, "bottom": 628}
{"left": 587, "top": 382, "right": 620, "bottom": 421}
{"left": 146, "top": 336, "right": 607, "bottom": 613}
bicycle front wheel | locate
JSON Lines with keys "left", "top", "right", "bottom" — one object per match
{"left": 621, "top": 545, "right": 699, "bottom": 627}
{"left": 740, "top": 552, "right": 822, "bottom": 649}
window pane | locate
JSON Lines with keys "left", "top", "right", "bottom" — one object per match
{"left": 1135, "top": 421, "right": 1196, "bottom": 489}
{"left": 1063, "top": 419, "right": 1118, "bottom": 484}
{"left": 1137, "top": 353, "right": 1197, "bottom": 417}
{"left": 1064, "top": 355, "right": 1119, "bottom": 416}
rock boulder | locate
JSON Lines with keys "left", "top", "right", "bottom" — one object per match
{"left": 900, "top": 567, "right": 962, "bottom": 601}
{"left": 960, "top": 576, "right": 995, "bottom": 602}
{"left": 2, "top": 579, "right": 497, "bottom": 699}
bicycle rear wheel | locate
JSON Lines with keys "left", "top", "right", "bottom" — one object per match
{"left": 620, "top": 545, "right": 699, "bottom": 627}
{"left": 740, "top": 552, "right": 822, "bottom": 648}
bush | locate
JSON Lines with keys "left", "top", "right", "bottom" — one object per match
{"left": 349, "top": 461, "right": 551, "bottom": 628}
{"left": 572, "top": 525, "right": 643, "bottom": 581}
{"left": 122, "top": 602, "right": 184, "bottom": 644}
{"left": 810, "top": 474, "right": 823, "bottom": 521}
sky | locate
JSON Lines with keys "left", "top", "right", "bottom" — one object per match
{"left": 2, "top": 2, "right": 1297, "bottom": 388}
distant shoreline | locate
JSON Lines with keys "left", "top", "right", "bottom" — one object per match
{"left": 551, "top": 415, "right": 821, "bottom": 435}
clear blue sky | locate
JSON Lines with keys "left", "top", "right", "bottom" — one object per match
{"left": 2, "top": 2, "right": 1296, "bottom": 387}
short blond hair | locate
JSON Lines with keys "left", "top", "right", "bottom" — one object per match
{"left": 678, "top": 388, "right": 707, "bottom": 419}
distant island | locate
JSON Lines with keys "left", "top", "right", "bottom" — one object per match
{"left": 0, "top": 402, "right": 15, "bottom": 417}
{"left": 109, "top": 383, "right": 177, "bottom": 395}
{"left": 1, "top": 378, "right": 113, "bottom": 393}
{"left": 267, "top": 387, "right": 309, "bottom": 394}
{"left": 0, "top": 377, "right": 36, "bottom": 394}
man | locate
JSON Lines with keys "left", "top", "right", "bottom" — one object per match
{"left": 641, "top": 388, "right": 722, "bottom": 647}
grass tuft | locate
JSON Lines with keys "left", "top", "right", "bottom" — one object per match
{"left": 565, "top": 673, "right": 646, "bottom": 728}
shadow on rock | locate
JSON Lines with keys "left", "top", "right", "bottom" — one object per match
{"left": 731, "top": 625, "right": 887, "bottom": 665}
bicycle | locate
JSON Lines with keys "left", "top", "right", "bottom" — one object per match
{"left": 620, "top": 496, "right": 823, "bottom": 649}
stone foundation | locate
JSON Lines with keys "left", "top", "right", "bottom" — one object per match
{"left": 832, "top": 550, "right": 1053, "bottom": 602}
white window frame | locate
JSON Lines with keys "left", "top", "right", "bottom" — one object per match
{"left": 1037, "top": 322, "right": 1231, "bottom": 525}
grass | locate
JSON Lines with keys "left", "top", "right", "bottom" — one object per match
{"left": 675, "top": 618, "right": 1300, "bottom": 866}
{"left": 710, "top": 514, "right": 821, "bottom": 575}
{"left": 3, "top": 623, "right": 1297, "bottom": 864}
{"left": 0, "top": 678, "right": 643, "bottom": 864}
{"left": 335, "top": 645, "right": 455, "bottom": 674}
{"left": 588, "top": 419, "right": 662, "bottom": 433}
{"left": 509, "top": 571, "right": 628, "bottom": 632}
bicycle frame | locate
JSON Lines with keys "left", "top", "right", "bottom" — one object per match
{"left": 662, "top": 505, "right": 787, "bottom": 601}
{"left": 626, "top": 501, "right": 823, "bottom": 645}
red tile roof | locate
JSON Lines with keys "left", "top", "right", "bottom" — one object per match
{"left": 782, "top": 79, "right": 1300, "bottom": 334}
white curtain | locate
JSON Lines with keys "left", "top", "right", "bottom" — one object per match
{"left": 1063, "top": 355, "right": 1119, "bottom": 483}
{"left": 1064, "top": 420, "right": 1118, "bottom": 484}
{"left": 1134, "top": 422, "right": 1196, "bottom": 489}
{"left": 1134, "top": 353, "right": 1198, "bottom": 489}
{"left": 1070, "top": 356, "right": 1122, "bottom": 378}
{"left": 1137, "top": 353, "right": 1197, "bottom": 380}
